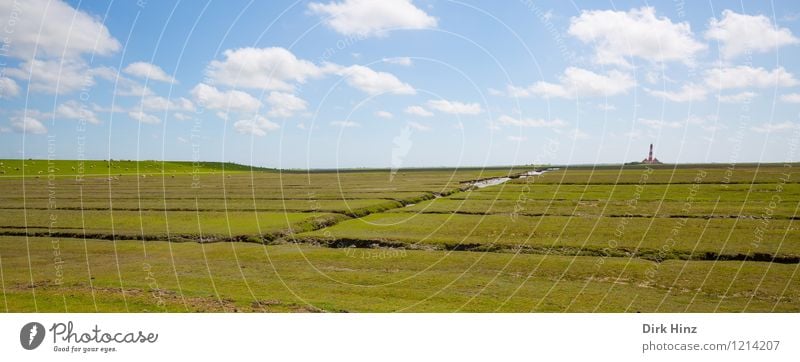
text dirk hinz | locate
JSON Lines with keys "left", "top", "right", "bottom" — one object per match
{"left": 642, "top": 323, "right": 697, "bottom": 334}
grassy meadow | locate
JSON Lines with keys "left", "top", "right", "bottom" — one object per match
{"left": 0, "top": 160, "right": 797, "bottom": 312}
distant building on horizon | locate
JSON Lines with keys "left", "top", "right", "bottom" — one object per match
{"left": 641, "top": 143, "right": 662, "bottom": 164}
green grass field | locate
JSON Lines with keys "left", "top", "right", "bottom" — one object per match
{"left": 0, "top": 160, "right": 797, "bottom": 312}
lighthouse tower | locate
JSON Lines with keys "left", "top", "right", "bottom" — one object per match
{"left": 641, "top": 144, "right": 662, "bottom": 164}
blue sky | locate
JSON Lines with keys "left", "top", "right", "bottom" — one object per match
{"left": 1, "top": 0, "right": 799, "bottom": 168}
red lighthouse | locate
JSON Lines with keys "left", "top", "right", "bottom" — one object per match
{"left": 641, "top": 144, "right": 662, "bottom": 164}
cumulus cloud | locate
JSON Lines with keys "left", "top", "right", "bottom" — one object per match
{"left": 88, "top": 68, "right": 156, "bottom": 98}
{"left": 597, "top": 104, "right": 616, "bottom": 111}
{"left": 0, "top": 77, "right": 19, "bottom": 98}
{"left": 10, "top": 116, "right": 47, "bottom": 134}
{"left": 173, "top": 113, "right": 192, "bottom": 121}
{"left": 646, "top": 84, "right": 708, "bottom": 102}
{"left": 751, "top": 122, "right": 798, "bottom": 133}
{"left": 123, "top": 62, "right": 177, "bottom": 84}
{"left": 566, "top": 128, "right": 590, "bottom": 140}
{"left": 233, "top": 116, "right": 280, "bottom": 136}
{"left": 206, "top": 47, "right": 326, "bottom": 91}
{"left": 705, "top": 10, "right": 799, "bottom": 59}
{"left": 704, "top": 65, "right": 798, "bottom": 90}
{"left": 406, "top": 121, "right": 430, "bottom": 131}
{"left": 5, "top": 59, "right": 96, "bottom": 94}
{"left": 717, "top": 92, "right": 756, "bottom": 103}
{"left": 639, "top": 118, "right": 683, "bottom": 129}
{"left": 331, "top": 120, "right": 359, "bottom": 128}
{"left": 128, "top": 111, "right": 161, "bottom": 124}
{"left": 0, "top": 0, "right": 120, "bottom": 60}
{"left": 190, "top": 83, "right": 261, "bottom": 113}
{"left": 426, "top": 99, "right": 482, "bottom": 115}
{"left": 138, "top": 95, "right": 195, "bottom": 112}
{"left": 333, "top": 65, "right": 415, "bottom": 95}
{"left": 405, "top": 105, "right": 433, "bottom": 117}
{"left": 497, "top": 115, "right": 567, "bottom": 128}
{"left": 780, "top": 93, "right": 800, "bottom": 103}
{"left": 375, "top": 111, "right": 393, "bottom": 118}
{"left": 308, "top": 0, "right": 437, "bottom": 37}
{"left": 265, "top": 92, "right": 308, "bottom": 118}
{"left": 568, "top": 7, "right": 705, "bottom": 66}
{"left": 205, "top": 47, "right": 414, "bottom": 97}
{"left": 383, "top": 57, "right": 413, "bottom": 66}
{"left": 508, "top": 67, "right": 634, "bottom": 99}
{"left": 56, "top": 100, "right": 100, "bottom": 124}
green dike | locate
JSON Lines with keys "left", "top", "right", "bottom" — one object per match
{"left": 298, "top": 213, "right": 800, "bottom": 262}
{"left": 0, "top": 209, "right": 347, "bottom": 243}
{"left": 0, "top": 159, "right": 270, "bottom": 177}
{"left": 528, "top": 165, "right": 797, "bottom": 184}
{"left": 0, "top": 237, "right": 796, "bottom": 312}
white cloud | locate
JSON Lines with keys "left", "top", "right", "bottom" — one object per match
{"left": 487, "top": 88, "right": 504, "bottom": 96}
{"left": 233, "top": 116, "right": 280, "bottom": 136}
{"left": 639, "top": 118, "right": 683, "bottom": 129}
{"left": 375, "top": 111, "right": 393, "bottom": 119}
{"left": 128, "top": 111, "right": 161, "bottom": 124}
{"left": 623, "top": 129, "right": 643, "bottom": 139}
{"left": 751, "top": 122, "right": 798, "bottom": 133}
{"left": 10, "top": 116, "right": 47, "bottom": 134}
{"left": 597, "top": 103, "right": 616, "bottom": 111}
{"left": 405, "top": 105, "right": 433, "bottom": 117}
{"left": 206, "top": 47, "right": 325, "bottom": 91}
{"left": 704, "top": 66, "right": 798, "bottom": 89}
{"left": 779, "top": 93, "right": 800, "bottom": 103}
{"left": 123, "top": 62, "right": 177, "bottom": 84}
{"left": 717, "top": 91, "right": 756, "bottom": 103}
{"left": 92, "top": 103, "right": 126, "bottom": 114}
{"left": 308, "top": 0, "right": 437, "bottom": 37}
{"left": 265, "top": 92, "right": 308, "bottom": 118}
{"left": 140, "top": 95, "right": 195, "bottom": 112}
{"left": 568, "top": 7, "right": 705, "bottom": 66}
{"left": 705, "top": 10, "right": 799, "bottom": 59}
{"left": 565, "top": 128, "right": 590, "bottom": 140}
{"left": 383, "top": 57, "right": 413, "bottom": 66}
{"left": 56, "top": 100, "right": 100, "bottom": 124}
{"left": 426, "top": 99, "right": 483, "bottom": 115}
{"left": 0, "top": 0, "right": 120, "bottom": 60}
{"left": 497, "top": 115, "right": 567, "bottom": 128}
{"left": 0, "top": 77, "right": 19, "bottom": 98}
{"left": 6, "top": 59, "right": 96, "bottom": 94}
{"left": 406, "top": 121, "right": 430, "bottom": 131}
{"left": 333, "top": 65, "right": 415, "bottom": 95}
{"left": 190, "top": 83, "right": 262, "bottom": 112}
{"left": 646, "top": 84, "right": 708, "bottom": 102}
{"left": 507, "top": 135, "right": 527, "bottom": 142}
{"left": 173, "top": 113, "right": 192, "bottom": 121}
{"left": 331, "top": 120, "right": 359, "bottom": 128}
{"left": 510, "top": 67, "right": 634, "bottom": 99}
